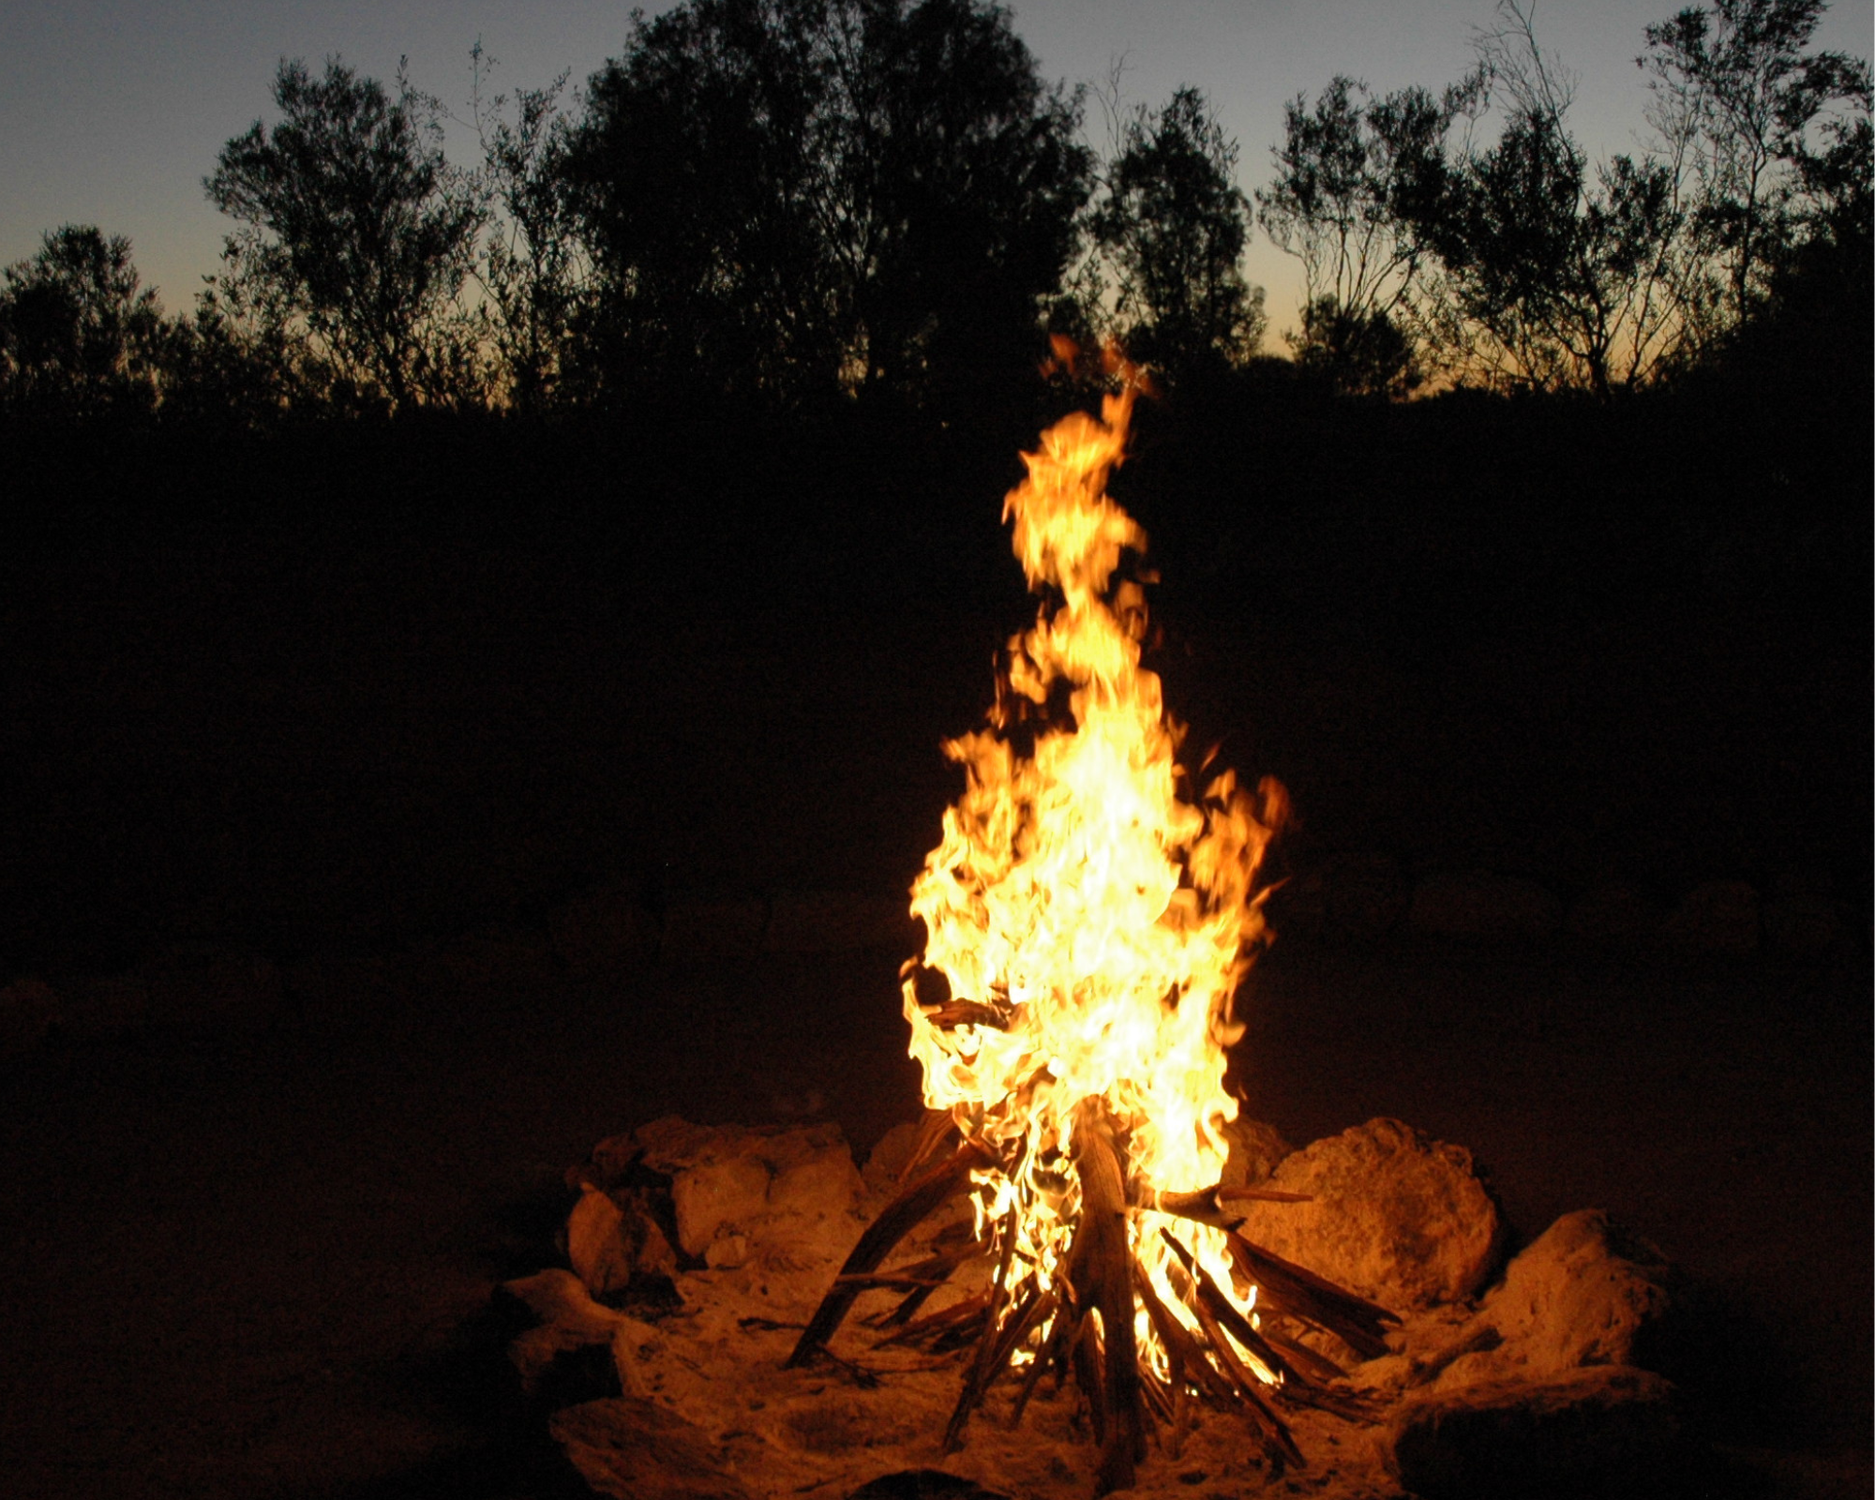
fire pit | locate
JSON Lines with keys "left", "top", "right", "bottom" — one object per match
{"left": 504, "top": 377, "right": 1695, "bottom": 1499}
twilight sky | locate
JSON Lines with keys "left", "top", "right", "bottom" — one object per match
{"left": 1, "top": 0, "right": 1868, "bottom": 338}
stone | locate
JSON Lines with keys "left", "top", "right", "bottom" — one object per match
{"left": 860, "top": 1119, "right": 927, "bottom": 1198}
{"left": 660, "top": 898, "right": 769, "bottom": 961}
{"left": 58, "top": 973, "right": 149, "bottom": 1038}
{"left": 568, "top": 1186, "right": 677, "bottom": 1297}
{"left": 765, "top": 890, "right": 915, "bottom": 954}
{"left": 1235, "top": 1118, "right": 1505, "bottom": 1313}
{"left": 611, "top": 1116, "right": 865, "bottom": 1264}
{"left": 0, "top": 977, "right": 59, "bottom": 1055}
{"left": 1409, "top": 873, "right": 1562, "bottom": 943}
{"left": 1388, "top": 1365, "right": 1681, "bottom": 1498}
{"left": 1661, "top": 880, "right": 1759, "bottom": 956}
{"left": 142, "top": 948, "right": 282, "bottom": 1030}
{"left": 1323, "top": 853, "right": 1410, "bottom": 941}
{"left": 1429, "top": 1210, "right": 1676, "bottom": 1390}
{"left": 1564, "top": 883, "right": 1662, "bottom": 944}
{"left": 552, "top": 1396, "right": 756, "bottom": 1500}
{"left": 503, "top": 1268, "right": 629, "bottom": 1393}
{"left": 1219, "top": 1115, "right": 1293, "bottom": 1188}
{"left": 1762, "top": 892, "right": 1846, "bottom": 961}
{"left": 550, "top": 882, "right": 660, "bottom": 977}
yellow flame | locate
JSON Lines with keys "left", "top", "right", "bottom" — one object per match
{"left": 903, "top": 372, "right": 1286, "bottom": 1377}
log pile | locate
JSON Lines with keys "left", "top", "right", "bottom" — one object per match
{"left": 787, "top": 1107, "right": 1397, "bottom": 1493}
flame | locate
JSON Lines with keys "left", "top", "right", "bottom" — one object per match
{"left": 902, "top": 368, "right": 1287, "bottom": 1380}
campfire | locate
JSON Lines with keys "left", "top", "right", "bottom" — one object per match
{"left": 511, "top": 369, "right": 1693, "bottom": 1500}
{"left": 783, "top": 364, "right": 1395, "bottom": 1491}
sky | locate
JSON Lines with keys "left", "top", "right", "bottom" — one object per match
{"left": 1, "top": 0, "right": 1869, "bottom": 339}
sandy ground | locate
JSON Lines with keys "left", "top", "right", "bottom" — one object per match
{"left": 1, "top": 935, "right": 1865, "bottom": 1500}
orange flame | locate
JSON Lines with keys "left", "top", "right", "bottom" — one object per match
{"left": 903, "top": 370, "right": 1286, "bottom": 1374}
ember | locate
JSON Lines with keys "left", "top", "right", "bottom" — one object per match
{"left": 789, "top": 361, "right": 1395, "bottom": 1490}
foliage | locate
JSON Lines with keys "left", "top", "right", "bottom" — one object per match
{"left": 0, "top": 226, "right": 168, "bottom": 417}
{"left": 205, "top": 57, "right": 484, "bottom": 412}
{"left": 1091, "top": 86, "right": 1265, "bottom": 381}
{"left": 1399, "top": 3, "right": 1694, "bottom": 395}
{"left": 467, "top": 47, "right": 590, "bottom": 412}
{"left": 1640, "top": 0, "right": 1873, "bottom": 326}
{"left": 560, "top": 0, "right": 1090, "bottom": 413}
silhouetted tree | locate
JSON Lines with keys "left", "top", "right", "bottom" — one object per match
{"left": 1256, "top": 75, "right": 1473, "bottom": 394}
{"left": 561, "top": 0, "right": 1089, "bottom": 413}
{"left": 468, "top": 47, "right": 590, "bottom": 411}
{"left": 1404, "top": 2, "right": 1690, "bottom": 394}
{"left": 0, "top": 226, "right": 167, "bottom": 417}
{"left": 1092, "top": 86, "right": 1264, "bottom": 380}
{"left": 206, "top": 57, "right": 484, "bottom": 412}
{"left": 1641, "top": 0, "right": 1872, "bottom": 328}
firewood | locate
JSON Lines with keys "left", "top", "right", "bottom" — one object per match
{"left": 873, "top": 1289, "right": 991, "bottom": 1348}
{"left": 787, "top": 1139, "right": 988, "bottom": 1367}
{"left": 1188, "top": 1293, "right": 1303, "bottom": 1474}
{"left": 920, "top": 1000, "right": 1011, "bottom": 1031}
{"left": 1131, "top": 1259, "right": 1235, "bottom": 1404}
{"left": 1257, "top": 1321, "right": 1350, "bottom": 1385}
{"left": 1223, "top": 1231, "right": 1397, "bottom": 1362}
{"left": 1141, "top": 1183, "right": 1312, "bottom": 1228}
{"left": 943, "top": 1213, "right": 1019, "bottom": 1452}
{"left": 1069, "top": 1100, "right": 1145, "bottom": 1496}
{"left": 1009, "top": 1304, "right": 1077, "bottom": 1428}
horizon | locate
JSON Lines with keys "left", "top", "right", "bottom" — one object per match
{"left": 5, "top": 0, "right": 1866, "bottom": 344}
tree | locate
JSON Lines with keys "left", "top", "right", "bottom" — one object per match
{"left": 1640, "top": 0, "right": 1873, "bottom": 327}
{"left": 1092, "top": 86, "right": 1265, "bottom": 380}
{"left": 1255, "top": 75, "right": 1473, "bottom": 394}
{"left": 560, "top": 0, "right": 1090, "bottom": 412}
{"left": 1403, "top": 2, "right": 1690, "bottom": 394}
{"left": 205, "top": 57, "right": 484, "bottom": 412}
{"left": 0, "top": 226, "right": 168, "bottom": 417}
{"left": 467, "top": 47, "right": 590, "bottom": 411}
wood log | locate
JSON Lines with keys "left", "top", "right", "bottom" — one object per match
{"left": 943, "top": 1214, "right": 1019, "bottom": 1451}
{"left": 787, "top": 1139, "right": 988, "bottom": 1367}
{"left": 874, "top": 1289, "right": 991, "bottom": 1349}
{"left": 1069, "top": 1099, "right": 1145, "bottom": 1496}
{"left": 1009, "top": 1305, "right": 1076, "bottom": 1428}
{"left": 1131, "top": 1259, "right": 1235, "bottom": 1404}
{"left": 1189, "top": 1292, "right": 1303, "bottom": 1474}
{"left": 1223, "top": 1231, "right": 1397, "bottom": 1362}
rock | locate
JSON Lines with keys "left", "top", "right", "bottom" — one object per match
{"left": 612, "top": 1117, "right": 865, "bottom": 1264}
{"left": 1389, "top": 1365, "right": 1681, "bottom": 1498}
{"left": 860, "top": 1119, "right": 927, "bottom": 1198}
{"left": 142, "top": 948, "right": 282, "bottom": 1031}
{"left": 1762, "top": 892, "right": 1846, "bottom": 961}
{"left": 1410, "top": 873, "right": 1563, "bottom": 943}
{"left": 1430, "top": 1210, "right": 1676, "bottom": 1390}
{"left": 551, "top": 882, "right": 660, "bottom": 977}
{"left": 847, "top": 1472, "right": 1014, "bottom": 1499}
{"left": 1661, "top": 880, "right": 1759, "bottom": 956}
{"left": 552, "top": 1396, "right": 756, "bottom": 1500}
{"left": 568, "top": 1186, "right": 677, "bottom": 1297}
{"left": 1219, "top": 1115, "right": 1293, "bottom": 1188}
{"left": 765, "top": 891, "right": 914, "bottom": 954}
{"left": 1564, "top": 883, "right": 1662, "bottom": 945}
{"left": 1235, "top": 1118, "right": 1505, "bottom": 1313}
{"left": 503, "top": 1268, "right": 630, "bottom": 1393}
{"left": 58, "top": 973, "right": 149, "bottom": 1038}
{"left": 1324, "top": 853, "right": 1410, "bottom": 942}
{"left": 660, "top": 898, "right": 768, "bottom": 961}
{"left": 0, "top": 977, "right": 59, "bottom": 1055}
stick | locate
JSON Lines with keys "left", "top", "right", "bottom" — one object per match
{"left": 1069, "top": 1099, "right": 1144, "bottom": 1496}
{"left": 943, "top": 1212, "right": 1019, "bottom": 1452}
{"left": 787, "top": 1139, "right": 988, "bottom": 1367}
{"left": 1223, "top": 1231, "right": 1397, "bottom": 1362}
{"left": 874, "top": 1289, "right": 991, "bottom": 1348}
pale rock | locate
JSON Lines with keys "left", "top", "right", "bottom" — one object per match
{"left": 860, "top": 1119, "right": 927, "bottom": 1198}
{"left": 1762, "top": 892, "right": 1846, "bottom": 961}
{"left": 552, "top": 1396, "right": 755, "bottom": 1500}
{"left": 704, "top": 1232, "right": 751, "bottom": 1269}
{"left": 550, "top": 882, "right": 659, "bottom": 977}
{"left": 764, "top": 891, "right": 913, "bottom": 953}
{"left": 1389, "top": 1365, "right": 1681, "bottom": 1498}
{"left": 1235, "top": 1117, "right": 1505, "bottom": 1312}
{"left": 1219, "top": 1115, "right": 1293, "bottom": 1187}
{"left": 1324, "top": 853, "right": 1410, "bottom": 941}
{"left": 1661, "top": 880, "right": 1760, "bottom": 955}
{"left": 503, "top": 1267, "right": 627, "bottom": 1392}
{"left": 143, "top": 948, "right": 282, "bottom": 1030}
{"left": 1410, "top": 872, "right": 1562, "bottom": 943}
{"left": 660, "top": 898, "right": 768, "bottom": 961}
{"left": 1564, "top": 882, "right": 1662, "bottom": 944}
{"left": 0, "top": 977, "right": 59, "bottom": 1055}
{"left": 671, "top": 1150, "right": 774, "bottom": 1259}
{"left": 1430, "top": 1210, "right": 1675, "bottom": 1390}
{"left": 567, "top": 1186, "right": 676, "bottom": 1296}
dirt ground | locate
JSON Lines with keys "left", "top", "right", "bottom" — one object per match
{"left": 1, "top": 933, "right": 1866, "bottom": 1500}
